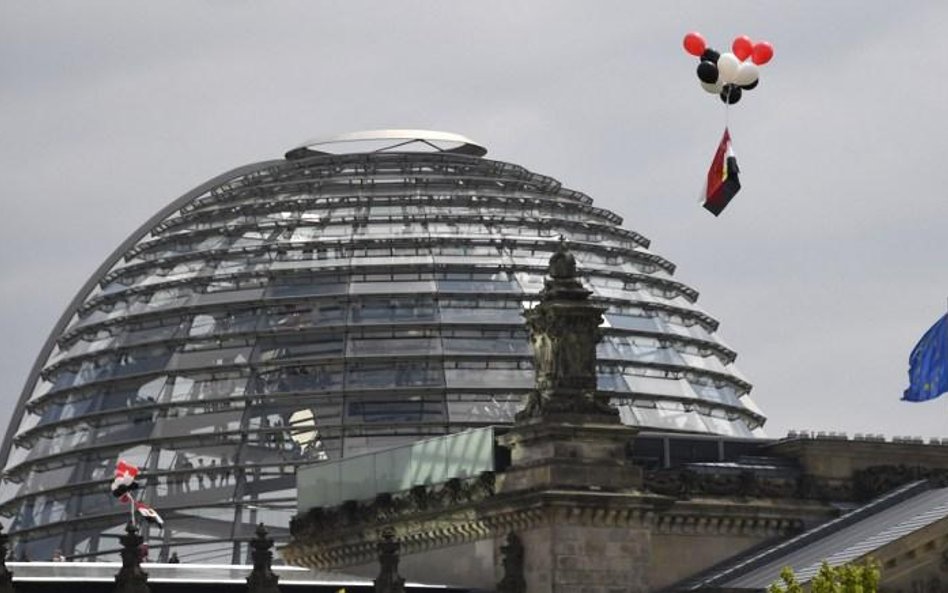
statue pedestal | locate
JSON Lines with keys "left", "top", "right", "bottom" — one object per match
{"left": 494, "top": 415, "right": 648, "bottom": 593}
{"left": 498, "top": 414, "right": 642, "bottom": 494}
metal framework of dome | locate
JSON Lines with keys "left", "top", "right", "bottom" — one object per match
{"left": 0, "top": 130, "right": 765, "bottom": 564}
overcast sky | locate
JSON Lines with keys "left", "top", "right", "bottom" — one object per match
{"left": 2, "top": 1, "right": 947, "bottom": 441}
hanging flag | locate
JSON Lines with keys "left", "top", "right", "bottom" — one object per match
{"left": 903, "top": 313, "right": 948, "bottom": 402}
{"left": 703, "top": 128, "right": 741, "bottom": 216}
{"left": 111, "top": 459, "right": 140, "bottom": 499}
{"left": 135, "top": 501, "right": 164, "bottom": 528}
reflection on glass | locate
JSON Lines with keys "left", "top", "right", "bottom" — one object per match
{"left": 2, "top": 149, "right": 762, "bottom": 563}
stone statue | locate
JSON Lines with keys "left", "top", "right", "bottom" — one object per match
{"left": 374, "top": 528, "right": 405, "bottom": 593}
{"left": 496, "top": 533, "right": 526, "bottom": 593}
{"left": 517, "top": 240, "right": 617, "bottom": 421}
{"left": 548, "top": 239, "right": 577, "bottom": 279}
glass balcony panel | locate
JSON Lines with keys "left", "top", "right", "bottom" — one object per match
{"left": 445, "top": 395, "right": 518, "bottom": 423}
{"left": 265, "top": 304, "right": 346, "bottom": 330}
{"left": 623, "top": 374, "right": 691, "bottom": 398}
{"left": 267, "top": 280, "right": 348, "bottom": 299}
{"left": 692, "top": 382, "right": 742, "bottom": 407}
{"left": 151, "top": 409, "right": 243, "bottom": 439}
{"left": 350, "top": 300, "right": 438, "bottom": 324}
{"left": 436, "top": 279, "right": 520, "bottom": 293}
{"left": 257, "top": 365, "right": 344, "bottom": 395}
{"left": 196, "top": 288, "right": 266, "bottom": 306}
{"left": 701, "top": 414, "right": 754, "bottom": 437}
{"left": 603, "top": 314, "right": 661, "bottom": 332}
{"left": 255, "top": 336, "right": 344, "bottom": 362}
{"left": 345, "top": 394, "right": 445, "bottom": 425}
{"left": 439, "top": 307, "right": 524, "bottom": 324}
{"left": 346, "top": 363, "right": 445, "bottom": 390}
{"left": 169, "top": 347, "right": 252, "bottom": 371}
{"left": 349, "top": 280, "right": 435, "bottom": 295}
{"left": 598, "top": 372, "right": 631, "bottom": 393}
{"left": 442, "top": 336, "right": 529, "bottom": 355}
{"left": 445, "top": 368, "right": 533, "bottom": 389}
{"left": 348, "top": 336, "right": 440, "bottom": 357}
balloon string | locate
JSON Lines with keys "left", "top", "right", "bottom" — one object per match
{"left": 724, "top": 87, "right": 731, "bottom": 132}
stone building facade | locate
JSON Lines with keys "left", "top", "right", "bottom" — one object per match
{"left": 284, "top": 246, "right": 948, "bottom": 592}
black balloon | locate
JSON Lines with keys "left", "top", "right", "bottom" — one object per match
{"left": 740, "top": 78, "right": 759, "bottom": 91}
{"left": 696, "top": 62, "right": 719, "bottom": 84}
{"left": 700, "top": 48, "right": 720, "bottom": 63}
{"left": 719, "top": 84, "right": 742, "bottom": 104}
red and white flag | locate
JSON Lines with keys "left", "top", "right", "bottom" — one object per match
{"left": 111, "top": 459, "right": 140, "bottom": 500}
{"left": 135, "top": 501, "right": 164, "bottom": 528}
{"left": 703, "top": 128, "right": 742, "bottom": 216}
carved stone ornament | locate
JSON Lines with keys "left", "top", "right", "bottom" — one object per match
{"left": 289, "top": 471, "right": 497, "bottom": 540}
{"left": 517, "top": 240, "right": 617, "bottom": 421}
{"left": 247, "top": 523, "right": 280, "bottom": 593}
{"left": 643, "top": 463, "right": 948, "bottom": 503}
{"left": 853, "top": 465, "right": 948, "bottom": 501}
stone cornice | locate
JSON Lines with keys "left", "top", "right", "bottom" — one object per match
{"left": 644, "top": 464, "right": 948, "bottom": 503}
{"left": 283, "top": 480, "right": 826, "bottom": 570}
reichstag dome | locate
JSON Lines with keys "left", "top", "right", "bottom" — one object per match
{"left": 0, "top": 130, "right": 765, "bottom": 563}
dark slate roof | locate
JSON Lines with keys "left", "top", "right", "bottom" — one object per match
{"left": 676, "top": 479, "right": 948, "bottom": 591}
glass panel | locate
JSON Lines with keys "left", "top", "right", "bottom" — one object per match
{"left": 257, "top": 364, "right": 343, "bottom": 394}
{"left": 440, "top": 306, "right": 524, "bottom": 324}
{"left": 350, "top": 299, "right": 438, "bottom": 324}
{"left": 345, "top": 395, "right": 445, "bottom": 424}
{"left": 604, "top": 314, "right": 661, "bottom": 332}
{"left": 255, "top": 335, "right": 344, "bottom": 362}
{"left": 346, "top": 362, "right": 445, "bottom": 389}
{"left": 267, "top": 277, "right": 348, "bottom": 298}
{"left": 445, "top": 368, "right": 533, "bottom": 389}
{"left": 446, "top": 394, "right": 519, "bottom": 423}
{"left": 348, "top": 336, "right": 440, "bottom": 357}
{"left": 443, "top": 335, "right": 529, "bottom": 355}
{"left": 264, "top": 303, "right": 346, "bottom": 329}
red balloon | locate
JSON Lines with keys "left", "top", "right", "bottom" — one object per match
{"left": 683, "top": 32, "right": 706, "bottom": 57}
{"left": 751, "top": 41, "right": 774, "bottom": 65}
{"left": 732, "top": 36, "right": 753, "bottom": 61}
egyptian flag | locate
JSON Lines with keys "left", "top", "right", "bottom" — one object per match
{"left": 703, "top": 128, "right": 741, "bottom": 216}
{"left": 135, "top": 502, "right": 164, "bottom": 528}
{"left": 111, "top": 459, "right": 140, "bottom": 500}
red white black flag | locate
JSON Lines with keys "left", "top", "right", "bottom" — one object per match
{"left": 703, "top": 128, "right": 741, "bottom": 216}
{"left": 135, "top": 501, "right": 164, "bottom": 528}
{"left": 111, "top": 459, "right": 140, "bottom": 501}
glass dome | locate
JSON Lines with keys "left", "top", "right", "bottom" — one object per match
{"left": 0, "top": 133, "right": 764, "bottom": 563}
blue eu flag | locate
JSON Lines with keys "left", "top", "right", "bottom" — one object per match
{"left": 904, "top": 313, "right": 948, "bottom": 402}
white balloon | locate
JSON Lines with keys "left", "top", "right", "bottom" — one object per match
{"left": 700, "top": 80, "right": 724, "bottom": 94}
{"left": 734, "top": 62, "right": 760, "bottom": 86}
{"left": 716, "top": 53, "right": 740, "bottom": 84}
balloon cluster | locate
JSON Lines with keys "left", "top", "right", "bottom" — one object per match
{"left": 683, "top": 32, "right": 774, "bottom": 105}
